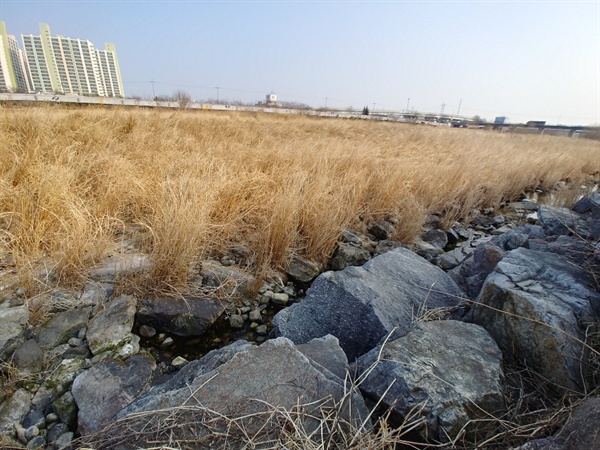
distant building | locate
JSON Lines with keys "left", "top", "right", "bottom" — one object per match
{"left": 21, "top": 23, "right": 124, "bottom": 97}
{"left": 0, "top": 21, "right": 32, "bottom": 93}
{"left": 266, "top": 92, "right": 279, "bottom": 107}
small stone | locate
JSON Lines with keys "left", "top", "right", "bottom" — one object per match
{"left": 256, "top": 325, "right": 268, "bottom": 336}
{"left": 53, "top": 431, "right": 74, "bottom": 449}
{"left": 270, "top": 293, "right": 289, "bottom": 306}
{"left": 156, "top": 333, "right": 167, "bottom": 343}
{"left": 46, "top": 422, "right": 68, "bottom": 443}
{"left": 26, "top": 435, "right": 45, "bottom": 449}
{"left": 249, "top": 309, "right": 262, "bottom": 323}
{"left": 45, "top": 413, "right": 59, "bottom": 424}
{"left": 25, "top": 425, "right": 40, "bottom": 441}
{"left": 15, "top": 423, "right": 28, "bottom": 444}
{"left": 171, "top": 356, "right": 189, "bottom": 370}
{"left": 67, "top": 337, "right": 83, "bottom": 347}
{"left": 229, "top": 314, "right": 245, "bottom": 329}
{"left": 493, "top": 215, "right": 506, "bottom": 225}
{"left": 139, "top": 325, "right": 156, "bottom": 339}
{"left": 77, "top": 328, "right": 87, "bottom": 340}
{"left": 250, "top": 322, "right": 259, "bottom": 329}
{"left": 239, "top": 306, "right": 251, "bottom": 314}
{"left": 159, "top": 337, "right": 174, "bottom": 349}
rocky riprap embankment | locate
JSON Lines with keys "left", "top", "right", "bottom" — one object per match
{"left": 0, "top": 192, "right": 599, "bottom": 449}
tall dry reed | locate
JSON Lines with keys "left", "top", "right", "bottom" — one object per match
{"left": 1, "top": 105, "right": 598, "bottom": 292}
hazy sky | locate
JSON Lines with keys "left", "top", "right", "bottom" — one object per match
{"left": 1, "top": 1, "right": 598, "bottom": 125}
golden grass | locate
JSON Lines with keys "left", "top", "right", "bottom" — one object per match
{"left": 0, "top": 104, "right": 598, "bottom": 292}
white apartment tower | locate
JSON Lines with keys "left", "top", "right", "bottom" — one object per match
{"left": 21, "top": 23, "right": 124, "bottom": 97}
{"left": 0, "top": 21, "right": 32, "bottom": 92}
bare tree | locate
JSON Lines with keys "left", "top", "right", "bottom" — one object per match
{"left": 173, "top": 90, "right": 192, "bottom": 109}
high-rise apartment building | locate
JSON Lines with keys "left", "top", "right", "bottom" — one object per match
{"left": 21, "top": 23, "right": 124, "bottom": 97}
{"left": 0, "top": 21, "right": 32, "bottom": 93}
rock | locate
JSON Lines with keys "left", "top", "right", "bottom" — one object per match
{"left": 436, "top": 247, "right": 468, "bottom": 271}
{"left": 88, "top": 253, "right": 150, "bottom": 282}
{"left": 413, "top": 238, "right": 444, "bottom": 261}
{"left": 200, "top": 261, "right": 256, "bottom": 297}
{"left": 137, "top": 294, "right": 224, "bottom": 337}
{"left": 270, "top": 292, "right": 289, "bottom": 306}
{"left": 286, "top": 255, "right": 321, "bottom": 282}
{"left": 552, "top": 397, "right": 600, "bottom": 449}
{"left": 24, "top": 425, "right": 39, "bottom": 441}
{"left": 22, "top": 409, "right": 45, "bottom": 429}
{"left": 0, "top": 388, "right": 32, "bottom": 433}
{"left": 71, "top": 353, "right": 156, "bottom": 435}
{"left": 32, "top": 358, "right": 86, "bottom": 409}
{"left": 46, "top": 422, "right": 68, "bottom": 444}
{"left": 53, "top": 431, "right": 74, "bottom": 450}
{"left": 0, "top": 306, "right": 28, "bottom": 360}
{"left": 12, "top": 339, "right": 43, "bottom": 375}
{"left": 79, "top": 281, "right": 113, "bottom": 310}
{"left": 273, "top": 247, "right": 466, "bottom": 361}
{"left": 473, "top": 247, "right": 600, "bottom": 393}
{"left": 26, "top": 435, "right": 45, "bottom": 448}
{"left": 330, "top": 243, "right": 371, "bottom": 270}
{"left": 374, "top": 239, "right": 404, "bottom": 255}
{"left": 538, "top": 205, "right": 586, "bottom": 237}
{"left": 248, "top": 309, "right": 262, "bottom": 323}
{"left": 450, "top": 242, "right": 506, "bottom": 299}
{"left": 493, "top": 214, "right": 506, "bottom": 225}
{"left": 104, "top": 338, "right": 368, "bottom": 448}
{"left": 50, "top": 391, "right": 78, "bottom": 428}
{"left": 86, "top": 294, "right": 137, "bottom": 355}
{"left": 420, "top": 229, "right": 448, "bottom": 249}
{"left": 341, "top": 228, "right": 376, "bottom": 251}
{"left": 255, "top": 325, "right": 268, "bottom": 335}
{"left": 354, "top": 321, "right": 505, "bottom": 442}
{"left": 171, "top": 356, "right": 189, "bottom": 369}
{"left": 138, "top": 324, "right": 156, "bottom": 338}
{"left": 229, "top": 314, "right": 244, "bottom": 329}
{"left": 367, "top": 220, "right": 395, "bottom": 240}
{"left": 296, "top": 334, "right": 348, "bottom": 380}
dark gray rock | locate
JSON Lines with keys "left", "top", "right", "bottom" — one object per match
{"left": 450, "top": 242, "right": 506, "bottom": 299}
{"left": 22, "top": 409, "right": 45, "bottom": 430}
{"left": 46, "top": 422, "right": 68, "bottom": 444}
{"left": 572, "top": 191, "right": 600, "bottom": 214}
{"left": 436, "top": 247, "right": 468, "bottom": 271}
{"left": 12, "top": 339, "right": 43, "bottom": 375}
{"left": 413, "top": 238, "right": 444, "bottom": 261}
{"left": 273, "top": 247, "right": 466, "bottom": 361}
{"left": 421, "top": 228, "right": 448, "bottom": 249}
{"left": 330, "top": 242, "right": 371, "bottom": 270}
{"left": 53, "top": 431, "right": 74, "bottom": 450}
{"left": 538, "top": 205, "right": 587, "bottom": 237}
{"left": 86, "top": 294, "right": 137, "bottom": 355}
{"left": 26, "top": 435, "right": 45, "bottom": 449}
{"left": 229, "top": 314, "right": 244, "bottom": 329}
{"left": 72, "top": 353, "right": 156, "bottom": 435}
{"left": 137, "top": 294, "right": 224, "bottom": 337}
{"left": 354, "top": 321, "right": 505, "bottom": 443}
{"left": 367, "top": 220, "right": 395, "bottom": 240}
{"left": 296, "top": 334, "right": 348, "bottom": 380}
{"left": 35, "top": 308, "right": 91, "bottom": 351}
{"left": 286, "top": 255, "right": 321, "bottom": 282}
{"left": 107, "top": 338, "right": 368, "bottom": 448}
{"left": 473, "top": 247, "right": 600, "bottom": 393}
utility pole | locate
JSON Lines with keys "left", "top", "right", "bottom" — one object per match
{"left": 406, "top": 97, "right": 410, "bottom": 113}
{"left": 325, "top": 97, "right": 328, "bottom": 109}
{"left": 440, "top": 102, "right": 446, "bottom": 117}
{"left": 150, "top": 81, "right": 156, "bottom": 99}
{"left": 372, "top": 102, "right": 376, "bottom": 113}
{"left": 215, "top": 86, "right": 220, "bottom": 103}
{"left": 456, "top": 99, "right": 462, "bottom": 118}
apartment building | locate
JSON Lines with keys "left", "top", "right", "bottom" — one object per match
{"left": 0, "top": 21, "right": 32, "bottom": 93}
{"left": 21, "top": 23, "right": 124, "bottom": 97}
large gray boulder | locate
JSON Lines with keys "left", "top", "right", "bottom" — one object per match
{"left": 35, "top": 307, "right": 91, "bottom": 350}
{"left": 0, "top": 306, "right": 28, "bottom": 360}
{"left": 136, "top": 294, "right": 225, "bottom": 336}
{"left": 296, "top": 334, "right": 349, "bottom": 380}
{"left": 273, "top": 247, "right": 466, "bottom": 361}
{"left": 538, "top": 205, "right": 587, "bottom": 238}
{"left": 71, "top": 353, "right": 156, "bottom": 435}
{"left": 353, "top": 320, "right": 505, "bottom": 443}
{"left": 87, "top": 338, "right": 369, "bottom": 449}
{"left": 86, "top": 294, "right": 137, "bottom": 355}
{"left": 473, "top": 247, "right": 600, "bottom": 393}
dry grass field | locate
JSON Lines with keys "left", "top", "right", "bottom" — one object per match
{"left": 1, "top": 105, "right": 598, "bottom": 293}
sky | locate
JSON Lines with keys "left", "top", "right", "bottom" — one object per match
{"left": 1, "top": 0, "right": 598, "bottom": 125}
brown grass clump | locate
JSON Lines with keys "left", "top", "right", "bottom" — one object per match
{"left": 1, "top": 105, "right": 598, "bottom": 293}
